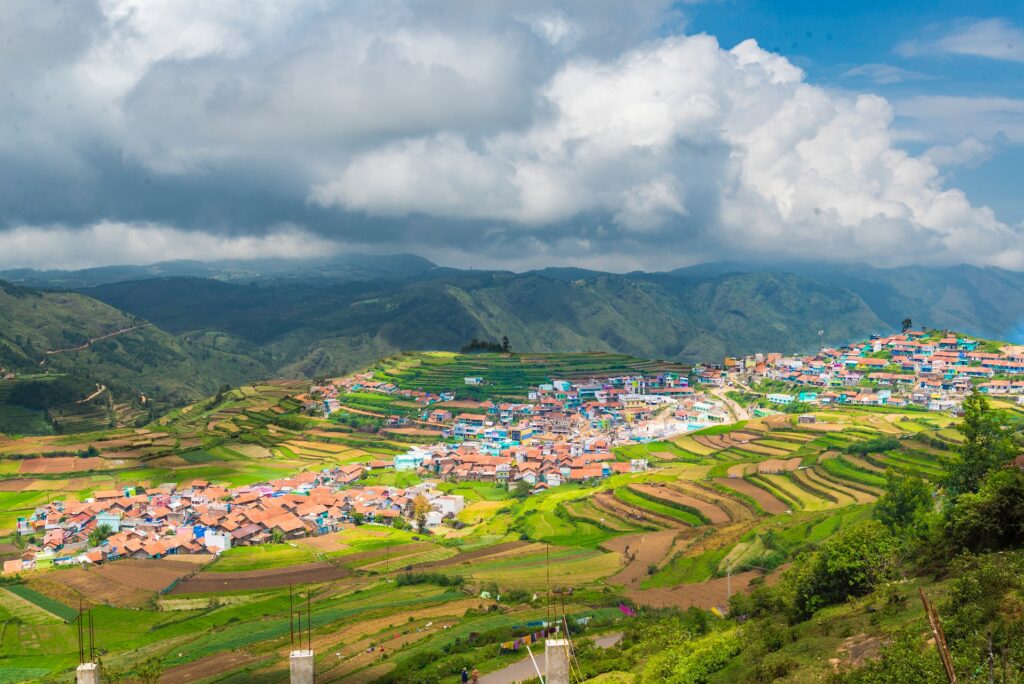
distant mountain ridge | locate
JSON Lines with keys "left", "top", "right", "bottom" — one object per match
{"left": 3, "top": 256, "right": 1023, "bottom": 429}
{"left": 0, "top": 253, "right": 437, "bottom": 289}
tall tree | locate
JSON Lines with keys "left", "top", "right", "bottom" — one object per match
{"left": 413, "top": 494, "right": 431, "bottom": 532}
{"left": 945, "top": 390, "right": 1019, "bottom": 501}
{"left": 901, "top": 318, "right": 913, "bottom": 332}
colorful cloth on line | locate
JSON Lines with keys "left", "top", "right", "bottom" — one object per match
{"left": 499, "top": 626, "right": 560, "bottom": 652}
{"left": 618, "top": 603, "right": 636, "bottom": 617}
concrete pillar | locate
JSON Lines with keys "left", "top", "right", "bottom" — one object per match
{"left": 76, "top": 662, "right": 99, "bottom": 684}
{"left": 290, "top": 649, "right": 314, "bottom": 684}
{"left": 545, "top": 639, "right": 570, "bottom": 684}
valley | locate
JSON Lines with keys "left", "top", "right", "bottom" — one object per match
{"left": 1, "top": 341, "right": 1019, "bottom": 682}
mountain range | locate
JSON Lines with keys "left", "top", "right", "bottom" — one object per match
{"left": 3, "top": 255, "right": 1024, "bottom": 419}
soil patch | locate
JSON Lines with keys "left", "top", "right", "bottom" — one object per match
{"left": 170, "top": 562, "right": 352, "bottom": 594}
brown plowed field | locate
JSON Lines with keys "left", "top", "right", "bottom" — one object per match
{"left": 808, "top": 468, "right": 878, "bottom": 503}
{"left": 671, "top": 482, "right": 756, "bottom": 520}
{"left": 28, "top": 558, "right": 203, "bottom": 608}
{"left": 603, "top": 530, "right": 679, "bottom": 586}
{"left": 413, "top": 541, "right": 533, "bottom": 569}
{"left": 593, "top": 491, "right": 664, "bottom": 528}
{"left": 739, "top": 443, "right": 790, "bottom": 457}
{"left": 649, "top": 451, "right": 678, "bottom": 460}
{"left": 169, "top": 562, "right": 352, "bottom": 594}
{"left": 691, "top": 435, "right": 724, "bottom": 451}
{"left": 628, "top": 566, "right": 785, "bottom": 611}
{"left": 19, "top": 457, "right": 107, "bottom": 473}
{"left": 630, "top": 484, "right": 730, "bottom": 524}
{"left": 756, "top": 457, "right": 802, "bottom": 474}
{"left": 833, "top": 453, "right": 885, "bottom": 473}
{"left": 727, "top": 463, "right": 755, "bottom": 478}
{"left": 161, "top": 650, "right": 258, "bottom": 684}
{"left": 713, "top": 477, "right": 790, "bottom": 514}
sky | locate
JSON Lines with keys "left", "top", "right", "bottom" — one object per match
{"left": 1, "top": 0, "right": 1022, "bottom": 272}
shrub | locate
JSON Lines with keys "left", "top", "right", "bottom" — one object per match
{"left": 782, "top": 520, "right": 900, "bottom": 621}
{"left": 641, "top": 629, "right": 740, "bottom": 683}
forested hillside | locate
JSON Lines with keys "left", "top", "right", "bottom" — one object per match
{"left": 0, "top": 280, "right": 272, "bottom": 429}
{"left": 86, "top": 269, "right": 885, "bottom": 378}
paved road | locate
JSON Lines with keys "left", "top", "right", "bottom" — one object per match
{"left": 710, "top": 386, "right": 750, "bottom": 422}
{"left": 479, "top": 633, "right": 622, "bottom": 684}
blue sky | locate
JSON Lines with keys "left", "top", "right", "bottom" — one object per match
{"left": 688, "top": 0, "right": 1024, "bottom": 221}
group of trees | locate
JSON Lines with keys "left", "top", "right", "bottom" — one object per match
{"left": 459, "top": 336, "right": 511, "bottom": 354}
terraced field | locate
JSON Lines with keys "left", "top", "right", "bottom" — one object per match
{"left": 0, "top": 357, "right": 969, "bottom": 681}
{"left": 371, "top": 351, "right": 690, "bottom": 399}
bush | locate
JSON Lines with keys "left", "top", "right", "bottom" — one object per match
{"left": 845, "top": 437, "right": 900, "bottom": 455}
{"left": 834, "top": 629, "right": 944, "bottom": 683}
{"left": 782, "top": 520, "right": 900, "bottom": 621}
{"left": 641, "top": 629, "right": 740, "bottom": 683}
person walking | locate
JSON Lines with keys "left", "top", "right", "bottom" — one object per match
{"left": 471, "top": 667, "right": 480, "bottom": 683}
{"left": 461, "top": 667, "right": 469, "bottom": 683}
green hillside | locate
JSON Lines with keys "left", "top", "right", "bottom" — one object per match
{"left": 0, "top": 280, "right": 272, "bottom": 429}
{"left": 85, "top": 269, "right": 886, "bottom": 378}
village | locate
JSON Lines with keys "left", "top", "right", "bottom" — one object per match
{"left": 715, "top": 329, "right": 1024, "bottom": 414}
{"left": 9, "top": 328, "right": 1024, "bottom": 577}
{"left": 4, "top": 368, "right": 732, "bottom": 575}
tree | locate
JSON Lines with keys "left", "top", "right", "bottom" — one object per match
{"left": 901, "top": 318, "right": 913, "bottom": 332}
{"left": 874, "top": 471, "right": 932, "bottom": 533}
{"left": 351, "top": 511, "right": 365, "bottom": 526}
{"left": 512, "top": 479, "right": 532, "bottom": 499}
{"left": 413, "top": 494, "right": 431, "bottom": 532}
{"left": 271, "top": 528, "right": 285, "bottom": 544}
{"left": 501, "top": 335, "right": 511, "bottom": 353}
{"left": 945, "top": 468, "right": 1024, "bottom": 553}
{"left": 945, "top": 389, "right": 1020, "bottom": 500}
{"left": 88, "top": 523, "right": 114, "bottom": 548}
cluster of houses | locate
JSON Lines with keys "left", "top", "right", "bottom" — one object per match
{"left": 728, "top": 331, "right": 1024, "bottom": 412}
{"left": 356, "top": 375, "right": 731, "bottom": 484}
{"left": 4, "top": 469, "right": 466, "bottom": 575}
{"left": 402, "top": 442, "right": 650, "bottom": 491}
{"left": 316, "top": 372, "right": 732, "bottom": 451}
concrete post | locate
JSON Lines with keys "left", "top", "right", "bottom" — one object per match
{"left": 290, "top": 649, "right": 314, "bottom": 684}
{"left": 545, "top": 639, "right": 570, "bottom": 684}
{"left": 75, "top": 662, "right": 100, "bottom": 684}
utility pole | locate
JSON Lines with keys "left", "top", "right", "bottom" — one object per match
{"left": 75, "top": 601, "right": 99, "bottom": 684}
{"left": 726, "top": 560, "right": 732, "bottom": 602}
{"left": 289, "top": 585, "right": 314, "bottom": 684}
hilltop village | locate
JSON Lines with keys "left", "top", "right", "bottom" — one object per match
{"left": 7, "top": 329, "right": 1024, "bottom": 576}
{"left": 731, "top": 330, "right": 1024, "bottom": 412}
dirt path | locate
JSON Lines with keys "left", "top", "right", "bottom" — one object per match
{"left": 41, "top": 324, "right": 152, "bottom": 361}
{"left": 709, "top": 387, "right": 750, "bottom": 422}
{"left": 76, "top": 385, "right": 107, "bottom": 404}
{"left": 603, "top": 530, "right": 679, "bottom": 587}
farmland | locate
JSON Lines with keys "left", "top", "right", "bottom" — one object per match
{"left": 0, "top": 351, "right": 973, "bottom": 682}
